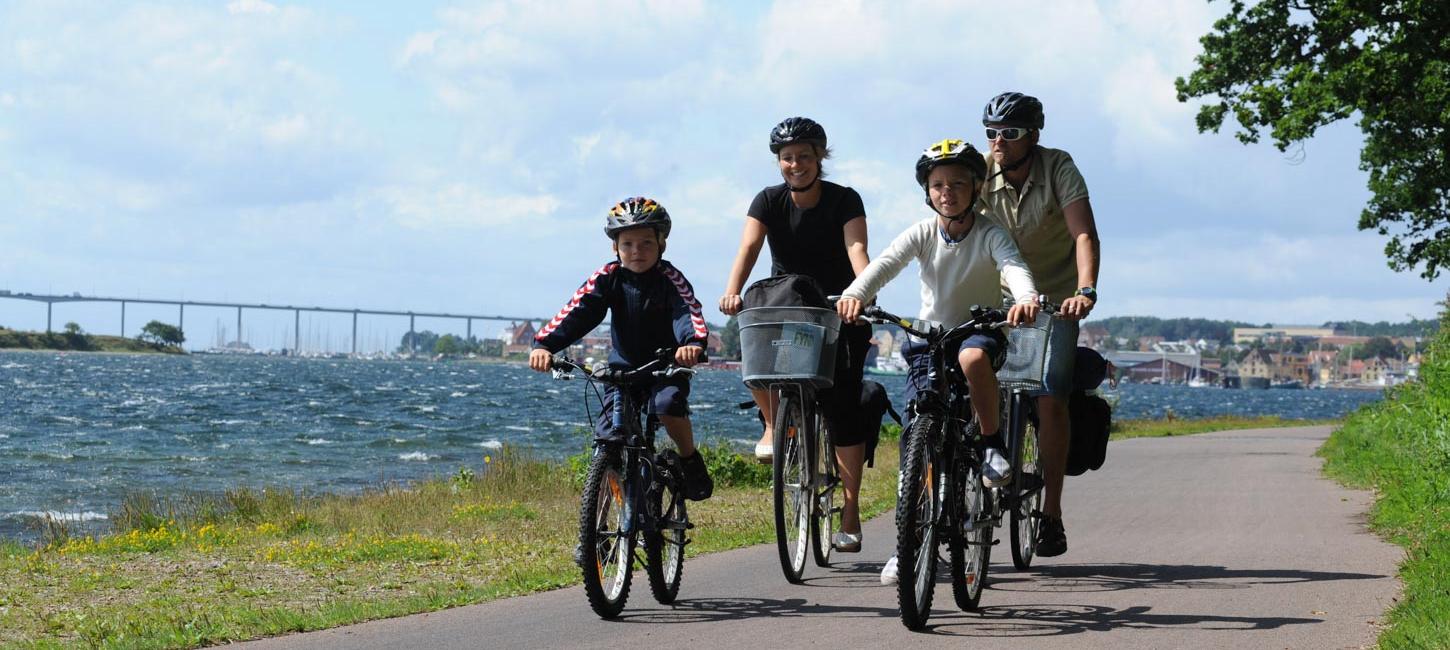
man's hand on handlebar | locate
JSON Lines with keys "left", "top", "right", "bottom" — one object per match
{"left": 1006, "top": 299, "right": 1040, "bottom": 327}
{"left": 674, "top": 345, "right": 703, "bottom": 368}
{"left": 1060, "top": 295, "right": 1094, "bottom": 320}
{"left": 528, "top": 348, "right": 553, "bottom": 373}
{"left": 718, "top": 294, "right": 742, "bottom": 315}
{"left": 835, "top": 296, "right": 863, "bottom": 324}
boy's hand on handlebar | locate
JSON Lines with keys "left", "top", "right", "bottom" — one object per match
{"left": 528, "top": 348, "right": 553, "bottom": 373}
{"left": 1060, "top": 295, "right": 1094, "bottom": 320}
{"left": 836, "top": 296, "right": 863, "bottom": 323}
{"left": 718, "top": 294, "right": 742, "bottom": 315}
{"left": 674, "top": 345, "right": 703, "bottom": 368}
{"left": 1007, "top": 300, "right": 1040, "bottom": 326}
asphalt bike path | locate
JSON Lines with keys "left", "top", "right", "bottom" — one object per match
{"left": 239, "top": 425, "right": 1401, "bottom": 649}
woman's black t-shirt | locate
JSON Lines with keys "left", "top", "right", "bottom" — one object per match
{"left": 747, "top": 181, "right": 865, "bottom": 296}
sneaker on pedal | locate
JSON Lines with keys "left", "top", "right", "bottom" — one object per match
{"left": 880, "top": 555, "right": 899, "bottom": 585}
{"left": 1036, "top": 516, "right": 1067, "bottom": 557}
{"left": 679, "top": 451, "right": 714, "bottom": 501}
{"left": 982, "top": 446, "right": 1012, "bottom": 487}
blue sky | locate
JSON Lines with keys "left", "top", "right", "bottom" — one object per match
{"left": 2, "top": 0, "right": 1445, "bottom": 352}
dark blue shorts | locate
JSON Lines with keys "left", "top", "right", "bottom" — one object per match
{"left": 900, "top": 330, "right": 1006, "bottom": 413}
{"left": 594, "top": 377, "right": 690, "bottom": 441}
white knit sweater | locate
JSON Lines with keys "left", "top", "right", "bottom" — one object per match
{"left": 842, "top": 216, "right": 1036, "bottom": 328}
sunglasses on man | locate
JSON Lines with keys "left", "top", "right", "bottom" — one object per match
{"left": 985, "top": 126, "right": 1032, "bottom": 142}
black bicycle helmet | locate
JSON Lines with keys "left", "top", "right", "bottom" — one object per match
{"left": 982, "top": 92, "right": 1045, "bottom": 129}
{"left": 769, "top": 117, "right": 827, "bottom": 154}
{"left": 915, "top": 139, "right": 988, "bottom": 188}
{"left": 604, "top": 197, "right": 671, "bottom": 239}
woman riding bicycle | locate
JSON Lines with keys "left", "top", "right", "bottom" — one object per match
{"left": 835, "top": 139, "right": 1038, "bottom": 583}
{"left": 719, "top": 117, "right": 874, "bottom": 552}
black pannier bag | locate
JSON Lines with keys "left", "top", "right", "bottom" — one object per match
{"left": 858, "top": 379, "right": 901, "bottom": 468}
{"left": 1066, "top": 347, "right": 1112, "bottom": 476}
{"left": 742, "top": 274, "right": 830, "bottom": 309}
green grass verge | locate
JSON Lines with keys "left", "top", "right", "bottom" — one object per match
{"left": 1320, "top": 306, "right": 1450, "bottom": 648}
{"left": 1112, "top": 415, "right": 1339, "bottom": 440}
{"left": 0, "top": 442, "right": 901, "bottom": 649}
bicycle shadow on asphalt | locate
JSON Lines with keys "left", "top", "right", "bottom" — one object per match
{"left": 983, "top": 562, "right": 1389, "bottom": 594}
{"left": 612, "top": 596, "right": 900, "bottom": 625}
{"left": 919, "top": 602, "right": 1322, "bottom": 638}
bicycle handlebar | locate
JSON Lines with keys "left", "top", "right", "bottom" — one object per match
{"left": 549, "top": 347, "right": 702, "bottom": 384}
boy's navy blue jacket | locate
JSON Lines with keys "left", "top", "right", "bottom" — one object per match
{"left": 533, "top": 260, "right": 709, "bottom": 369}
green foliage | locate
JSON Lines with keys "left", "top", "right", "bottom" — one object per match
{"left": 1321, "top": 294, "right": 1450, "bottom": 647}
{"left": 400, "top": 330, "right": 499, "bottom": 357}
{"left": 718, "top": 315, "right": 740, "bottom": 360}
{"left": 1090, "top": 315, "right": 1255, "bottom": 345}
{"left": 139, "top": 320, "right": 185, "bottom": 347}
{"left": 1323, "top": 318, "right": 1441, "bottom": 338}
{"left": 1176, "top": 0, "right": 1450, "bottom": 280}
{"left": 1353, "top": 335, "right": 1403, "bottom": 360}
{"left": 696, "top": 442, "right": 770, "bottom": 487}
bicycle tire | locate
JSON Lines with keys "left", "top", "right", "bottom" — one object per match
{"left": 810, "top": 410, "right": 838, "bottom": 567}
{"left": 579, "top": 448, "right": 634, "bottom": 618}
{"left": 1009, "top": 392, "right": 1042, "bottom": 570}
{"left": 644, "top": 457, "right": 687, "bottom": 604}
{"left": 950, "top": 449, "right": 992, "bottom": 611}
{"left": 772, "top": 391, "right": 811, "bottom": 584}
{"left": 896, "top": 414, "right": 941, "bottom": 630}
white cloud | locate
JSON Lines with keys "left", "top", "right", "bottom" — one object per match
{"left": 227, "top": 0, "right": 277, "bottom": 16}
{"left": 371, "top": 182, "right": 561, "bottom": 229}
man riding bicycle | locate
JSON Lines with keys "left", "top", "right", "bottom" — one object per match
{"left": 978, "top": 92, "right": 1102, "bottom": 557}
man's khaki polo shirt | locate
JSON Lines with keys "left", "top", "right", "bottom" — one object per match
{"left": 979, "top": 145, "right": 1089, "bottom": 302}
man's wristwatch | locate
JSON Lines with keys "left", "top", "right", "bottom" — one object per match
{"left": 1075, "top": 287, "right": 1098, "bottom": 303}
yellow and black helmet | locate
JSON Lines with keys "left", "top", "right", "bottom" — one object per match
{"left": 914, "top": 138, "right": 987, "bottom": 188}
{"left": 605, "top": 197, "right": 672, "bottom": 239}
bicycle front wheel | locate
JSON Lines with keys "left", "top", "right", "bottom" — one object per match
{"left": 896, "top": 414, "right": 942, "bottom": 630}
{"left": 644, "top": 458, "right": 687, "bottom": 604}
{"left": 950, "top": 449, "right": 992, "bottom": 611}
{"left": 579, "top": 448, "right": 634, "bottom": 618}
{"left": 1009, "top": 393, "right": 1043, "bottom": 570}
{"left": 810, "top": 410, "right": 839, "bottom": 567}
{"left": 773, "top": 391, "right": 812, "bottom": 583}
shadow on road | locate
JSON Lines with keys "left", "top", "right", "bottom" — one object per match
{"left": 921, "top": 603, "right": 1321, "bottom": 637}
{"left": 987, "top": 562, "right": 1388, "bottom": 594}
{"left": 614, "top": 596, "right": 898, "bottom": 625}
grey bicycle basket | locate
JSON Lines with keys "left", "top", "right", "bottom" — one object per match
{"left": 998, "top": 312, "right": 1056, "bottom": 390}
{"left": 738, "top": 306, "right": 842, "bottom": 389}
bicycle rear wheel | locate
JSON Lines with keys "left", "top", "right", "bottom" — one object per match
{"left": 772, "top": 391, "right": 811, "bottom": 584}
{"left": 810, "top": 411, "right": 839, "bottom": 567}
{"left": 1009, "top": 393, "right": 1043, "bottom": 570}
{"left": 896, "top": 415, "right": 941, "bottom": 630}
{"left": 645, "top": 453, "right": 687, "bottom": 604}
{"left": 579, "top": 448, "right": 634, "bottom": 618}
{"left": 950, "top": 449, "right": 992, "bottom": 611}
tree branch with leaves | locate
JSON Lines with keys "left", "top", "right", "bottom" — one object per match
{"left": 1176, "top": 0, "right": 1450, "bottom": 280}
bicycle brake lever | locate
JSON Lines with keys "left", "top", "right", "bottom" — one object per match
{"left": 550, "top": 368, "right": 574, "bottom": 380}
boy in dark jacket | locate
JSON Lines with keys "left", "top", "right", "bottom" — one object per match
{"left": 529, "top": 197, "right": 713, "bottom": 500}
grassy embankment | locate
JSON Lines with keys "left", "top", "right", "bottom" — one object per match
{"left": 0, "top": 412, "right": 1338, "bottom": 648}
{"left": 0, "top": 440, "right": 901, "bottom": 648}
{"left": 1319, "top": 304, "right": 1449, "bottom": 648}
{"left": 0, "top": 329, "right": 181, "bottom": 354}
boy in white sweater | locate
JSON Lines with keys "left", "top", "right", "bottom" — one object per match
{"left": 836, "top": 139, "right": 1039, "bottom": 484}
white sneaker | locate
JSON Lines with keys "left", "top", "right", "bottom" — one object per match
{"left": 982, "top": 446, "right": 1012, "bottom": 487}
{"left": 880, "top": 555, "right": 899, "bottom": 585}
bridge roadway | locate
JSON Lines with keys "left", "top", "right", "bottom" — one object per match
{"left": 239, "top": 425, "right": 1401, "bottom": 649}
{"left": 0, "top": 290, "right": 542, "bottom": 354}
